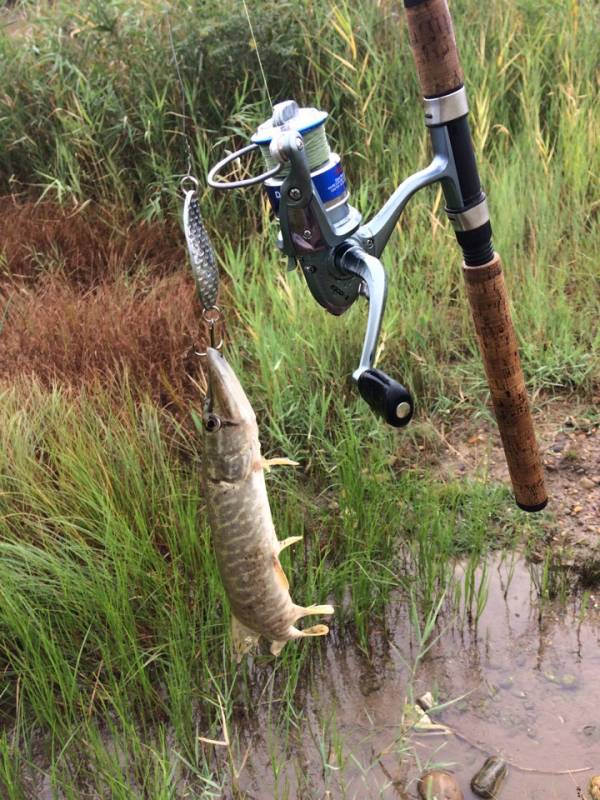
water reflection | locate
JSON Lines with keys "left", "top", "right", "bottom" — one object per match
{"left": 240, "top": 557, "right": 600, "bottom": 799}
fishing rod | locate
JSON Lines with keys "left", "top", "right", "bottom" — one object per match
{"left": 207, "top": 0, "right": 547, "bottom": 513}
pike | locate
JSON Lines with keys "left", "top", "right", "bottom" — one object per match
{"left": 201, "top": 347, "right": 334, "bottom": 659}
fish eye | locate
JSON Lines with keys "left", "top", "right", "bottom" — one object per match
{"left": 204, "top": 413, "right": 222, "bottom": 432}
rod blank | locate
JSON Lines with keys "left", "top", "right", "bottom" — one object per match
{"left": 403, "top": 0, "right": 548, "bottom": 510}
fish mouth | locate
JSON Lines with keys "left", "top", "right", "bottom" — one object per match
{"left": 205, "top": 348, "right": 256, "bottom": 425}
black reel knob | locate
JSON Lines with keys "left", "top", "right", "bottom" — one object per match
{"left": 357, "top": 368, "right": 414, "bottom": 428}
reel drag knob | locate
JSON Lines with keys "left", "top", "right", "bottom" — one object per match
{"left": 357, "top": 369, "right": 414, "bottom": 428}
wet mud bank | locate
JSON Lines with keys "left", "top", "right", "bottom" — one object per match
{"left": 403, "top": 399, "right": 600, "bottom": 586}
{"left": 237, "top": 557, "right": 600, "bottom": 799}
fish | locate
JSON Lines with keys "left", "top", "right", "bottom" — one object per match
{"left": 201, "top": 347, "right": 334, "bottom": 659}
{"left": 183, "top": 189, "right": 219, "bottom": 311}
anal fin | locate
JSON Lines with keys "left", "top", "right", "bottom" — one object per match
{"left": 270, "top": 639, "right": 287, "bottom": 656}
{"left": 295, "top": 604, "right": 334, "bottom": 619}
{"left": 273, "top": 556, "right": 290, "bottom": 591}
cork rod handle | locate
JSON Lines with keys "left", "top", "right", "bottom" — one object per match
{"left": 463, "top": 255, "right": 547, "bottom": 511}
{"left": 404, "top": 0, "right": 464, "bottom": 97}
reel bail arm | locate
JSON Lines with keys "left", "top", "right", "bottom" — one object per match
{"left": 207, "top": 143, "right": 282, "bottom": 189}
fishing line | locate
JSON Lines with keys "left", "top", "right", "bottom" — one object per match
{"left": 258, "top": 124, "right": 331, "bottom": 175}
{"left": 167, "top": 11, "right": 225, "bottom": 361}
{"left": 239, "top": 0, "right": 332, "bottom": 178}
{"left": 241, "top": 0, "right": 273, "bottom": 110}
{"left": 166, "top": 11, "right": 194, "bottom": 179}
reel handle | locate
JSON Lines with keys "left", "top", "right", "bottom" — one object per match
{"left": 463, "top": 254, "right": 547, "bottom": 512}
{"left": 357, "top": 369, "right": 414, "bottom": 428}
{"left": 403, "top": 0, "right": 464, "bottom": 97}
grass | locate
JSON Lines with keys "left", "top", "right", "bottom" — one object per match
{"left": 0, "top": 376, "right": 523, "bottom": 796}
{"left": 0, "top": 0, "right": 598, "bottom": 795}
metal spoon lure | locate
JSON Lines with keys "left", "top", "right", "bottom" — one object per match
{"left": 182, "top": 176, "right": 219, "bottom": 313}
{"left": 182, "top": 176, "right": 223, "bottom": 354}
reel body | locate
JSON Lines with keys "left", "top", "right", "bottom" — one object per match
{"left": 207, "top": 98, "right": 421, "bottom": 427}
{"left": 252, "top": 101, "right": 363, "bottom": 317}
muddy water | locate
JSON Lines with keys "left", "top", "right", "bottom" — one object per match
{"left": 239, "top": 558, "right": 600, "bottom": 799}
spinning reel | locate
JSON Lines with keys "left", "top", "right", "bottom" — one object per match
{"left": 208, "top": 98, "right": 426, "bottom": 428}
{"left": 208, "top": 91, "right": 481, "bottom": 429}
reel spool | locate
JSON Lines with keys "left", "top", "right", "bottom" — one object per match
{"left": 252, "top": 101, "right": 351, "bottom": 226}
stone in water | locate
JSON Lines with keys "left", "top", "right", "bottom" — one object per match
{"left": 471, "top": 757, "right": 507, "bottom": 798}
{"left": 418, "top": 770, "right": 463, "bottom": 800}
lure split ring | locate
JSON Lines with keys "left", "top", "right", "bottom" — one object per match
{"left": 180, "top": 174, "right": 199, "bottom": 194}
{"left": 194, "top": 306, "right": 224, "bottom": 357}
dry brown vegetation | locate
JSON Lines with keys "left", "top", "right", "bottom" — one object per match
{"left": 0, "top": 196, "right": 182, "bottom": 285}
{"left": 0, "top": 197, "right": 207, "bottom": 406}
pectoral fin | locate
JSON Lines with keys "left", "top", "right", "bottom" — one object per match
{"left": 278, "top": 536, "right": 303, "bottom": 553}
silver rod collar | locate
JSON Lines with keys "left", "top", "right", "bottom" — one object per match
{"left": 424, "top": 86, "right": 469, "bottom": 127}
{"left": 446, "top": 196, "right": 490, "bottom": 232}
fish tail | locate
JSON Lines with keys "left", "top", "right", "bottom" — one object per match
{"left": 270, "top": 622, "right": 331, "bottom": 656}
{"left": 231, "top": 615, "right": 260, "bottom": 662}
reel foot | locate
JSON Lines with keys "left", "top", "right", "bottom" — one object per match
{"left": 357, "top": 368, "right": 414, "bottom": 428}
